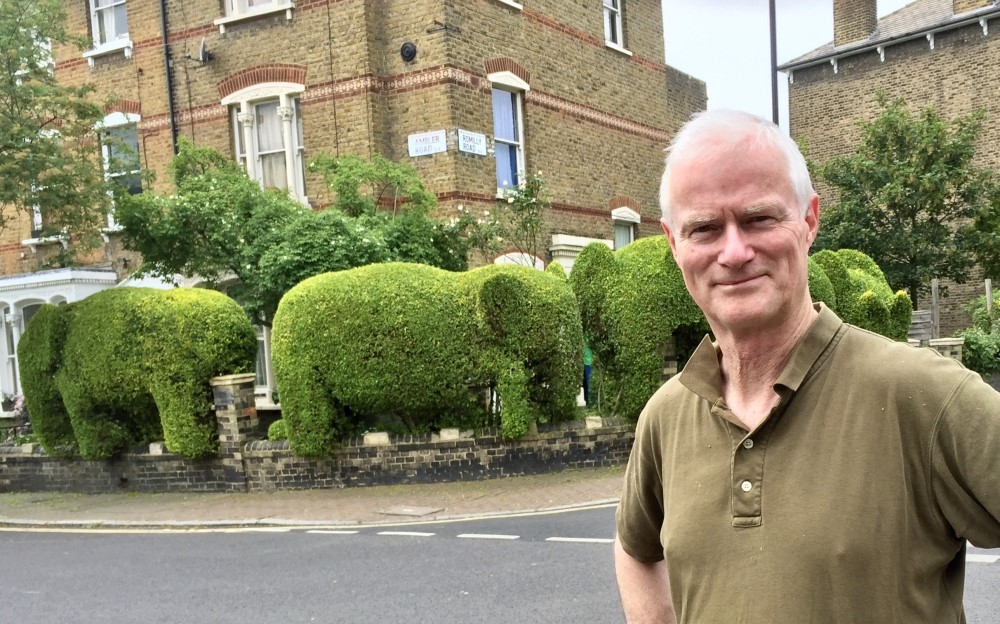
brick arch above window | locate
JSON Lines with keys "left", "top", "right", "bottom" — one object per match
{"left": 609, "top": 195, "right": 640, "bottom": 214}
{"left": 484, "top": 57, "right": 530, "bottom": 88}
{"left": 217, "top": 64, "right": 307, "bottom": 100}
{"left": 103, "top": 99, "right": 141, "bottom": 116}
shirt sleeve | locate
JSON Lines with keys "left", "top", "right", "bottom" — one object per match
{"left": 930, "top": 371, "right": 1000, "bottom": 549}
{"left": 616, "top": 401, "right": 667, "bottom": 563}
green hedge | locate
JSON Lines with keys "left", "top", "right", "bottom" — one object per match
{"left": 271, "top": 262, "right": 583, "bottom": 456}
{"left": 569, "top": 237, "right": 707, "bottom": 420}
{"left": 811, "top": 249, "right": 912, "bottom": 340}
{"left": 958, "top": 289, "right": 1000, "bottom": 378}
{"left": 570, "top": 239, "right": 910, "bottom": 421}
{"left": 17, "top": 287, "right": 256, "bottom": 459}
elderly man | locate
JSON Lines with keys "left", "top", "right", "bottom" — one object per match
{"left": 614, "top": 109, "right": 1000, "bottom": 623}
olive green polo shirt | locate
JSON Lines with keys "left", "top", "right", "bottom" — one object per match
{"left": 617, "top": 305, "right": 1000, "bottom": 623}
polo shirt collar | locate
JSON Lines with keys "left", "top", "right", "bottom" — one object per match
{"left": 678, "top": 303, "right": 844, "bottom": 403}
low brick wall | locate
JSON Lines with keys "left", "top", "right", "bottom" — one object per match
{"left": 0, "top": 419, "right": 634, "bottom": 494}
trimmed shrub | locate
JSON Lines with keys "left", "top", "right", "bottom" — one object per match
{"left": 17, "top": 288, "right": 256, "bottom": 459}
{"left": 569, "top": 239, "right": 909, "bottom": 421}
{"left": 271, "top": 262, "right": 583, "bottom": 456}
{"left": 811, "top": 249, "right": 912, "bottom": 340}
{"left": 545, "top": 260, "right": 567, "bottom": 280}
{"left": 807, "top": 257, "right": 837, "bottom": 310}
{"left": 267, "top": 418, "right": 288, "bottom": 441}
{"left": 569, "top": 237, "right": 707, "bottom": 420}
{"left": 16, "top": 305, "right": 76, "bottom": 456}
{"left": 958, "top": 290, "right": 1000, "bottom": 379}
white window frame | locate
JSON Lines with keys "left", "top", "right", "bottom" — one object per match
{"left": 224, "top": 83, "right": 308, "bottom": 204}
{"left": 612, "top": 206, "right": 640, "bottom": 250}
{"left": 215, "top": 0, "right": 295, "bottom": 33}
{"left": 100, "top": 111, "right": 142, "bottom": 231}
{"left": 489, "top": 71, "right": 529, "bottom": 196}
{"left": 602, "top": 0, "right": 632, "bottom": 56}
{"left": 82, "top": 0, "right": 133, "bottom": 67}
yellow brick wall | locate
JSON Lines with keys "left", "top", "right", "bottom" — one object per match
{"left": 787, "top": 18, "right": 1000, "bottom": 334}
{"left": 6, "top": 0, "right": 705, "bottom": 278}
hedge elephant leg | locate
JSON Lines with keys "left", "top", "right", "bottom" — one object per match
{"left": 59, "top": 388, "right": 134, "bottom": 460}
{"left": 276, "top": 364, "right": 349, "bottom": 457}
{"left": 151, "top": 381, "right": 217, "bottom": 459}
{"left": 496, "top": 365, "right": 533, "bottom": 440}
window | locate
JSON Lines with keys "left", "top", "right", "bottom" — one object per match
{"left": 226, "top": 0, "right": 290, "bottom": 16}
{"left": 612, "top": 207, "right": 640, "bottom": 250}
{"left": 614, "top": 222, "right": 634, "bottom": 249}
{"left": 83, "top": 0, "right": 132, "bottom": 66}
{"left": 101, "top": 112, "right": 142, "bottom": 229}
{"left": 492, "top": 88, "right": 525, "bottom": 191}
{"left": 603, "top": 0, "right": 630, "bottom": 54}
{"left": 216, "top": 0, "right": 295, "bottom": 33}
{"left": 91, "top": 0, "right": 129, "bottom": 47}
{"left": 230, "top": 96, "right": 306, "bottom": 202}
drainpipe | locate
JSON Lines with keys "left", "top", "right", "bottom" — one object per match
{"left": 159, "top": 0, "right": 178, "bottom": 154}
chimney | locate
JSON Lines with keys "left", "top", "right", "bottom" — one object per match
{"left": 953, "top": 1, "right": 990, "bottom": 14}
{"left": 833, "top": 0, "right": 878, "bottom": 47}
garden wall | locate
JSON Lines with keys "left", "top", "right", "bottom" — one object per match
{"left": 0, "top": 375, "right": 634, "bottom": 494}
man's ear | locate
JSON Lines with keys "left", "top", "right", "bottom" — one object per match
{"left": 661, "top": 218, "right": 678, "bottom": 256}
{"left": 805, "top": 194, "right": 820, "bottom": 245}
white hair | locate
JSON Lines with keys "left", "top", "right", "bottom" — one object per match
{"left": 658, "top": 109, "right": 815, "bottom": 230}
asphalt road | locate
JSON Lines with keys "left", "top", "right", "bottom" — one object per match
{"left": 1, "top": 506, "right": 997, "bottom": 623}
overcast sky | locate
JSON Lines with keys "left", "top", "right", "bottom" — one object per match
{"left": 662, "top": 0, "right": 913, "bottom": 130}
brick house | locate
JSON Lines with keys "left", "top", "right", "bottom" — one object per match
{"left": 0, "top": 0, "right": 705, "bottom": 406}
{"left": 779, "top": 0, "right": 1000, "bottom": 336}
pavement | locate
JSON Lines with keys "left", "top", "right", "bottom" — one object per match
{"left": 0, "top": 465, "right": 625, "bottom": 529}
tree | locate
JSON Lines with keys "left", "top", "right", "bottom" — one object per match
{"left": 0, "top": 0, "right": 113, "bottom": 248}
{"left": 815, "top": 94, "right": 1000, "bottom": 306}
{"left": 116, "top": 141, "right": 483, "bottom": 325}
{"left": 490, "top": 172, "right": 550, "bottom": 267}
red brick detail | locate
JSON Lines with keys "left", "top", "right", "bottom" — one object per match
{"left": 483, "top": 57, "right": 530, "bottom": 84}
{"left": 104, "top": 99, "right": 141, "bottom": 116}
{"left": 523, "top": 7, "right": 666, "bottom": 74}
{"left": 551, "top": 202, "right": 611, "bottom": 219}
{"left": 217, "top": 64, "right": 308, "bottom": 99}
{"left": 609, "top": 196, "right": 640, "bottom": 212}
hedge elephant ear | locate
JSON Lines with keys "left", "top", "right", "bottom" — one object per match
{"left": 478, "top": 271, "right": 528, "bottom": 344}
{"left": 568, "top": 242, "right": 618, "bottom": 348}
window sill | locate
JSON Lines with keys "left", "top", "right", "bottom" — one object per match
{"left": 100, "top": 225, "right": 124, "bottom": 243}
{"left": 491, "top": 0, "right": 523, "bottom": 9}
{"left": 82, "top": 39, "right": 133, "bottom": 67}
{"left": 21, "top": 235, "right": 69, "bottom": 253}
{"left": 604, "top": 41, "right": 633, "bottom": 57}
{"left": 214, "top": 3, "right": 295, "bottom": 33}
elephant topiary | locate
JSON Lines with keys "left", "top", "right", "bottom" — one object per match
{"left": 811, "top": 249, "right": 912, "bottom": 341}
{"left": 271, "top": 262, "right": 583, "bottom": 457}
{"left": 17, "top": 287, "right": 257, "bottom": 459}
{"left": 569, "top": 237, "right": 707, "bottom": 421}
{"left": 569, "top": 237, "right": 900, "bottom": 421}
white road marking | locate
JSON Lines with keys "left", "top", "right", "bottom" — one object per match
{"left": 457, "top": 533, "right": 520, "bottom": 540}
{"left": 967, "top": 554, "right": 1000, "bottom": 564}
{"left": 307, "top": 530, "right": 359, "bottom": 535}
{"left": 377, "top": 531, "right": 436, "bottom": 537}
{"left": 545, "top": 537, "right": 614, "bottom": 544}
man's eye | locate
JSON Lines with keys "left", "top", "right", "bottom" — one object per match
{"left": 691, "top": 224, "right": 715, "bottom": 235}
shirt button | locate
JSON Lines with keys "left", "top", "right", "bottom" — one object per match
{"left": 743, "top": 439, "right": 754, "bottom": 449}
{"left": 740, "top": 480, "right": 753, "bottom": 492}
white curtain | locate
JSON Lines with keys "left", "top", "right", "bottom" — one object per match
{"left": 255, "top": 101, "right": 287, "bottom": 189}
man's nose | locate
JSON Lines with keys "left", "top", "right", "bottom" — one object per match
{"left": 717, "top": 225, "right": 754, "bottom": 267}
